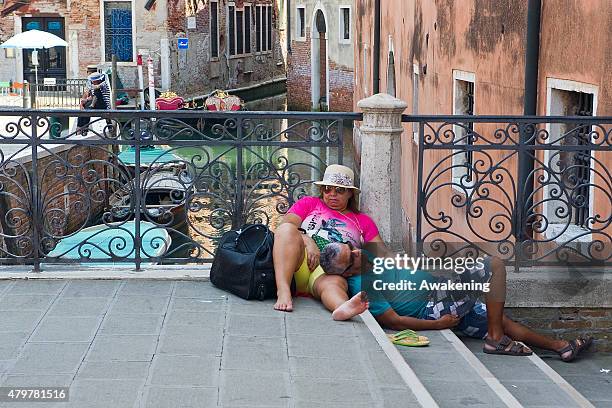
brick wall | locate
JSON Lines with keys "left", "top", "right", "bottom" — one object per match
{"left": 0, "top": 145, "right": 109, "bottom": 258}
{"left": 329, "top": 60, "right": 353, "bottom": 112}
{"left": 286, "top": 37, "right": 312, "bottom": 111}
{"left": 506, "top": 307, "right": 612, "bottom": 352}
{"left": 287, "top": 35, "right": 354, "bottom": 112}
{"left": 0, "top": 8, "right": 16, "bottom": 81}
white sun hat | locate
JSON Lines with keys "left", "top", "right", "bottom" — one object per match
{"left": 314, "top": 164, "right": 360, "bottom": 192}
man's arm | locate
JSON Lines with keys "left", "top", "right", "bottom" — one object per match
{"left": 375, "top": 308, "right": 460, "bottom": 331}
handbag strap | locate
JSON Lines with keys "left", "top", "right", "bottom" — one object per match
{"left": 236, "top": 224, "right": 272, "bottom": 254}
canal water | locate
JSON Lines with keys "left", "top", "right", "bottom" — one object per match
{"left": 162, "top": 92, "right": 358, "bottom": 259}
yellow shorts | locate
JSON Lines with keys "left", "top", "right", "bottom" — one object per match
{"left": 294, "top": 248, "right": 325, "bottom": 296}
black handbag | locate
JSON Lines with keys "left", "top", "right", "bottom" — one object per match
{"left": 210, "top": 224, "right": 277, "bottom": 300}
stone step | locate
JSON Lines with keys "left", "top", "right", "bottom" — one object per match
{"left": 460, "top": 336, "right": 594, "bottom": 407}
{"left": 391, "top": 329, "right": 518, "bottom": 407}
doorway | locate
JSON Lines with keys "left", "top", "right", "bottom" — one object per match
{"left": 311, "top": 9, "right": 328, "bottom": 111}
{"left": 21, "top": 17, "right": 67, "bottom": 84}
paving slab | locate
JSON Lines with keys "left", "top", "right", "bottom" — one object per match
{"left": 61, "top": 280, "right": 121, "bottom": 298}
{"left": 118, "top": 281, "right": 174, "bottom": 297}
{"left": 0, "top": 281, "right": 13, "bottom": 292}
{"left": 86, "top": 335, "right": 158, "bottom": 362}
{"left": 110, "top": 295, "right": 170, "bottom": 314}
{"left": 8, "top": 342, "right": 90, "bottom": 375}
{"left": 285, "top": 314, "right": 355, "bottom": 336}
{"left": 5, "top": 280, "right": 66, "bottom": 295}
{"left": 46, "top": 297, "right": 111, "bottom": 317}
{"left": 78, "top": 361, "right": 151, "bottom": 380}
{"left": 29, "top": 317, "right": 100, "bottom": 342}
{"left": 163, "top": 310, "right": 225, "bottom": 332}
{"left": 158, "top": 333, "right": 223, "bottom": 357}
{"left": 173, "top": 281, "right": 228, "bottom": 298}
{"left": 287, "top": 333, "right": 361, "bottom": 360}
{"left": 141, "top": 386, "right": 218, "bottom": 408}
{"left": 289, "top": 356, "right": 367, "bottom": 380}
{"left": 1, "top": 374, "right": 73, "bottom": 387}
{"left": 65, "top": 379, "right": 145, "bottom": 408}
{"left": 220, "top": 370, "right": 290, "bottom": 407}
{"left": 0, "top": 294, "right": 56, "bottom": 311}
{"left": 222, "top": 341, "right": 289, "bottom": 372}
{"left": 148, "top": 355, "right": 220, "bottom": 387}
{"left": 292, "top": 377, "right": 375, "bottom": 405}
{"left": 100, "top": 313, "right": 164, "bottom": 335}
{"left": 226, "top": 313, "right": 284, "bottom": 338}
{"left": 170, "top": 297, "right": 226, "bottom": 313}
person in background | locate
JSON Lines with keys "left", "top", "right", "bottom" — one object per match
{"left": 77, "top": 72, "right": 111, "bottom": 136}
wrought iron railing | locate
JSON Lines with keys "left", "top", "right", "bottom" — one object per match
{"left": 0, "top": 109, "right": 359, "bottom": 270}
{"left": 406, "top": 115, "right": 611, "bottom": 267}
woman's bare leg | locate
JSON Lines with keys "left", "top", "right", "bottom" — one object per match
{"left": 313, "top": 275, "right": 368, "bottom": 320}
{"left": 273, "top": 223, "right": 305, "bottom": 312}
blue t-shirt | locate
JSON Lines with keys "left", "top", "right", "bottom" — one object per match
{"left": 347, "top": 266, "right": 436, "bottom": 318}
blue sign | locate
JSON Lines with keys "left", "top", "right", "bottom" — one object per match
{"left": 177, "top": 37, "right": 189, "bottom": 50}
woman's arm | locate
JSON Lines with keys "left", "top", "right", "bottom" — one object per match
{"left": 375, "top": 308, "right": 460, "bottom": 331}
{"left": 366, "top": 234, "right": 396, "bottom": 258}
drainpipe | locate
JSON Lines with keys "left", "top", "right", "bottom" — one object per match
{"left": 517, "top": 0, "right": 541, "bottom": 248}
{"left": 373, "top": 0, "right": 380, "bottom": 94}
{"left": 287, "top": 0, "right": 292, "bottom": 53}
{"left": 523, "top": 0, "right": 541, "bottom": 115}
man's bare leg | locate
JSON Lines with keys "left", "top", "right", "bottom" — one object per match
{"left": 313, "top": 275, "right": 368, "bottom": 320}
{"left": 484, "top": 256, "right": 508, "bottom": 342}
{"left": 273, "top": 223, "right": 304, "bottom": 312}
{"left": 502, "top": 315, "right": 564, "bottom": 351}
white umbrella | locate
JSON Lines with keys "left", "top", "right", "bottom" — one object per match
{"left": 0, "top": 29, "right": 68, "bottom": 85}
{"left": 0, "top": 29, "right": 68, "bottom": 49}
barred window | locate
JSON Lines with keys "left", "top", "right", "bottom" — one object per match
{"left": 103, "top": 1, "right": 133, "bottom": 62}
{"left": 228, "top": 4, "right": 252, "bottom": 56}
{"left": 256, "top": 4, "right": 273, "bottom": 52}
{"left": 210, "top": 1, "right": 219, "bottom": 58}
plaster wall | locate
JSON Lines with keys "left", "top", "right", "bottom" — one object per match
{"left": 354, "top": 0, "right": 611, "bottom": 252}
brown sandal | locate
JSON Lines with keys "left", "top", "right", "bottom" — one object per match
{"left": 558, "top": 337, "right": 593, "bottom": 362}
{"left": 483, "top": 335, "right": 533, "bottom": 356}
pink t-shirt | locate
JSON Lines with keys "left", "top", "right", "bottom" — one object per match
{"left": 287, "top": 196, "right": 379, "bottom": 247}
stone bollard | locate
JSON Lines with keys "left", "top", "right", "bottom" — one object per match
{"left": 357, "top": 93, "right": 407, "bottom": 249}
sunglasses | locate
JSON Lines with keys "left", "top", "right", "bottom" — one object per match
{"left": 322, "top": 185, "right": 349, "bottom": 195}
{"left": 341, "top": 242, "right": 356, "bottom": 275}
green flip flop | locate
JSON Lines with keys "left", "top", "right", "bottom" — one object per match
{"left": 387, "top": 329, "right": 430, "bottom": 347}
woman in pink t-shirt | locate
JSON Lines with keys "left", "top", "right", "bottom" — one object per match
{"left": 273, "top": 164, "right": 386, "bottom": 319}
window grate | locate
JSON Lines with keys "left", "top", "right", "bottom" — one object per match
{"left": 573, "top": 92, "right": 593, "bottom": 227}
{"left": 104, "top": 2, "right": 133, "bottom": 62}
{"left": 210, "top": 2, "right": 218, "bottom": 58}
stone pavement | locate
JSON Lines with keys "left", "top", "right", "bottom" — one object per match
{"left": 0, "top": 279, "right": 421, "bottom": 408}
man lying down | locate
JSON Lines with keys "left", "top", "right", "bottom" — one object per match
{"left": 319, "top": 242, "right": 593, "bottom": 362}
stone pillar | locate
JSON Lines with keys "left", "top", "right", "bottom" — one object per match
{"left": 357, "top": 93, "right": 407, "bottom": 248}
{"left": 160, "top": 38, "right": 171, "bottom": 91}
